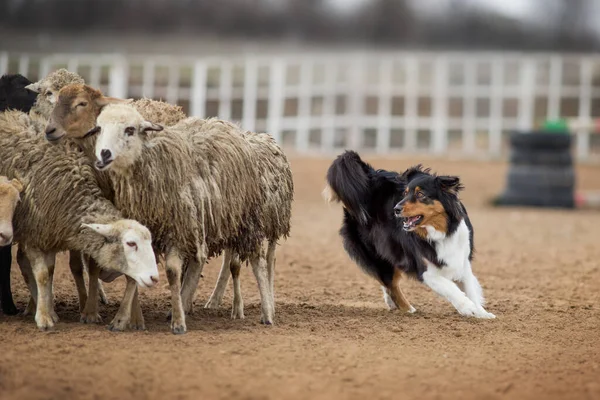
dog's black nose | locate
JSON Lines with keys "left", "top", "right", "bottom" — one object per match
{"left": 393, "top": 204, "right": 402, "bottom": 217}
{"left": 100, "top": 149, "right": 112, "bottom": 162}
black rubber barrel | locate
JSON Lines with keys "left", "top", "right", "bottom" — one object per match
{"left": 495, "top": 131, "right": 575, "bottom": 209}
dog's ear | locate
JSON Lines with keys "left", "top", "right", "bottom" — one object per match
{"left": 401, "top": 164, "right": 430, "bottom": 182}
{"left": 436, "top": 175, "right": 464, "bottom": 196}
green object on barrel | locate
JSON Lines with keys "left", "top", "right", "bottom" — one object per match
{"left": 542, "top": 118, "right": 569, "bottom": 133}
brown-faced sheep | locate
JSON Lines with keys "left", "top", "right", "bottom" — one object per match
{"left": 0, "top": 109, "right": 159, "bottom": 330}
{"left": 46, "top": 83, "right": 289, "bottom": 326}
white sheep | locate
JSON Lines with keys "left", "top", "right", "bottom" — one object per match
{"left": 0, "top": 109, "right": 159, "bottom": 330}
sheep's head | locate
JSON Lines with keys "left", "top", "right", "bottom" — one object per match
{"left": 45, "top": 83, "right": 128, "bottom": 142}
{"left": 0, "top": 74, "right": 38, "bottom": 113}
{"left": 94, "top": 104, "right": 163, "bottom": 173}
{"left": 27, "top": 69, "right": 84, "bottom": 119}
{"left": 0, "top": 177, "right": 24, "bottom": 246}
{"left": 81, "top": 219, "right": 159, "bottom": 288}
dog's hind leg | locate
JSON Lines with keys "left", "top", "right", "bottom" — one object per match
{"left": 382, "top": 269, "right": 416, "bottom": 313}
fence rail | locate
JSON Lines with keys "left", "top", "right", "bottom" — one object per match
{"left": 2, "top": 51, "right": 600, "bottom": 161}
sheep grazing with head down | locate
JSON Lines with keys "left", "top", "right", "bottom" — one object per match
{"left": 0, "top": 71, "right": 110, "bottom": 316}
{"left": 0, "top": 109, "right": 159, "bottom": 330}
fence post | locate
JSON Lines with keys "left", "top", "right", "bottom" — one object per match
{"left": 242, "top": 58, "right": 258, "bottom": 132}
{"left": 219, "top": 60, "right": 233, "bottom": 121}
{"left": 463, "top": 58, "right": 476, "bottom": 154}
{"left": 191, "top": 60, "right": 207, "bottom": 118}
{"left": 321, "top": 61, "right": 337, "bottom": 152}
{"left": 518, "top": 58, "right": 535, "bottom": 131}
{"left": 267, "top": 58, "right": 285, "bottom": 144}
{"left": 376, "top": 58, "right": 393, "bottom": 154}
{"left": 142, "top": 60, "right": 156, "bottom": 99}
{"left": 0, "top": 52, "right": 8, "bottom": 75}
{"left": 296, "top": 59, "right": 313, "bottom": 152}
{"left": 547, "top": 56, "right": 562, "bottom": 120}
{"left": 577, "top": 58, "right": 592, "bottom": 161}
{"left": 489, "top": 58, "right": 504, "bottom": 156}
{"left": 166, "top": 62, "right": 180, "bottom": 105}
{"left": 67, "top": 58, "right": 79, "bottom": 76}
{"left": 109, "top": 55, "right": 128, "bottom": 99}
{"left": 18, "top": 55, "right": 30, "bottom": 77}
{"left": 405, "top": 56, "right": 418, "bottom": 152}
{"left": 432, "top": 56, "right": 449, "bottom": 154}
{"left": 348, "top": 54, "right": 365, "bottom": 149}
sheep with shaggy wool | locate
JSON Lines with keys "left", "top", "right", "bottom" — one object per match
{"left": 0, "top": 109, "right": 159, "bottom": 330}
{"left": 0, "top": 71, "right": 111, "bottom": 316}
{"left": 91, "top": 104, "right": 278, "bottom": 333}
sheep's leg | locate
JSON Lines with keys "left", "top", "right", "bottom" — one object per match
{"left": 165, "top": 250, "right": 186, "bottom": 334}
{"left": 80, "top": 258, "right": 102, "bottom": 324}
{"left": 47, "top": 258, "right": 59, "bottom": 323}
{"left": 98, "top": 281, "right": 108, "bottom": 305}
{"left": 205, "top": 249, "right": 233, "bottom": 309}
{"left": 230, "top": 254, "right": 244, "bottom": 320}
{"left": 181, "top": 253, "right": 206, "bottom": 315}
{"left": 108, "top": 277, "right": 139, "bottom": 331}
{"left": 130, "top": 287, "right": 145, "bottom": 330}
{"left": 68, "top": 250, "right": 88, "bottom": 313}
{"left": 81, "top": 252, "right": 108, "bottom": 305}
{"left": 266, "top": 241, "right": 277, "bottom": 312}
{"left": 16, "top": 247, "right": 37, "bottom": 317}
{"left": 251, "top": 255, "right": 273, "bottom": 325}
{"left": 25, "top": 247, "right": 55, "bottom": 331}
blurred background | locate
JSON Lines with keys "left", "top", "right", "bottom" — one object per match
{"left": 1, "top": 0, "right": 600, "bottom": 160}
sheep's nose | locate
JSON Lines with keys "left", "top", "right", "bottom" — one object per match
{"left": 45, "top": 125, "right": 56, "bottom": 136}
{"left": 150, "top": 275, "right": 159, "bottom": 284}
{"left": 0, "top": 231, "right": 13, "bottom": 244}
{"left": 100, "top": 149, "right": 112, "bottom": 162}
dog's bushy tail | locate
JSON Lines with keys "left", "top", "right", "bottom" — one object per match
{"left": 324, "top": 150, "right": 372, "bottom": 224}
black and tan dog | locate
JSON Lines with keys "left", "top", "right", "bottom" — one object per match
{"left": 325, "top": 151, "right": 495, "bottom": 319}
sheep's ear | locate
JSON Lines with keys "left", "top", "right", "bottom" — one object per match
{"left": 25, "top": 82, "right": 40, "bottom": 93}
{"left": 10, "top": 179, "right": 24, "bottom": 193}
{"left": 436, "top": 175, "right": 464, "bottom": 195}
{"left": 82, "top": 223, "right": 116, "bottom": 238}
{"left": 141, "top": 120, "right": 163, "bottom": 133}
{"left": 95, "top": 96, "right": 129, "bottom": 108}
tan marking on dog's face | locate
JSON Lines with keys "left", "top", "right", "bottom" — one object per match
{"left": 401, "top": 199, "right": 448, "bottom": 238}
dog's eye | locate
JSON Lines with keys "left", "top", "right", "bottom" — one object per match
{"left": 125, "top": 127, "right": 135, "bottom": 136}
{"left": 416, "top": 192, "right": 426, "bottom": 200}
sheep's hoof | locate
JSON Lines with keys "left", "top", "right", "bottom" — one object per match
{"left": 22, "top": 299, "right": 35, "bottom": 316}
{"left": 231, "top": 307, "right": 245, "bottom": 320}
{"left": 107, "top": 319, "right": 127, "bottom": 332}
{"left": 260, "top": 316, "right": 273, "bottom": 326}
{"left": 204, "top": 298, "right": 222, "bottom": 309}
{"left": 131, "top": 322, "right": 146, "bottom": 331}
{"left": 171, "top": 322, "right": 186, "bottom": 335}
{"left": 81, "top": 312, "right": 102, "bottom": 324}
{"left": 36, "top": 314, "right": 55, "bottom": 331}
{"left": 50, "top": 310, "right": 60, "bottom": 323}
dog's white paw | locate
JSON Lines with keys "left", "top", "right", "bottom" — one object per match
{"left": 475, "top": 309, "right": 496, "bottom": 319}
{"left": 407, "top": 305, "right": 417, "bottom": 314}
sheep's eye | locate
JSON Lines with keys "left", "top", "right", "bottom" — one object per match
{"left": 46, "top": 91, "right": 52, "bottom": 96}
{"left": 77, "top": 101, "right": 87, "bottom": 107}
{"left": 125, "top": 127, "right": 135, "bottom": 136}
{"left": 126, "top": 241, "right": 138, "bottom": 250}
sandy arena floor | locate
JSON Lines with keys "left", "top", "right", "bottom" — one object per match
{"left": 0, "top": 156, "right": 599, "bottom": 400}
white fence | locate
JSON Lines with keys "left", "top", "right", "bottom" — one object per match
{"left": 2, "top": 51, "right": 600, "bottom": 161}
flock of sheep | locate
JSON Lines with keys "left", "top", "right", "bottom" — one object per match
{"left": 0, "top": 69, "right": 294, "bottom": 334}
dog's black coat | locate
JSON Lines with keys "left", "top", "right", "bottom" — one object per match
{"left": 0, "top": 73, "right": 38, "bottom": 315}
{"left": 326, "top": 151, "right": 473, "bottom": 287}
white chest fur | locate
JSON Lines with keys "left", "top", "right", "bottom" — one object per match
{"left": 424, "top": 219, "right": 471, "bottom": 280}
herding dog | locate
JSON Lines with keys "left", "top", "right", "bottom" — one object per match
{"left": 324, "top": 151, "right": 495, "bottom": 319}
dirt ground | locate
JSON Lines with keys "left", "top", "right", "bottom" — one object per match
{"left": 1, "top": 155, "right": 599, "bottom": 400}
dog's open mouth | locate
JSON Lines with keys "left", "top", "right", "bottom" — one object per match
{"left": 403, "top": 215, "right": 423, "bottom": 231}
